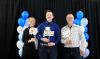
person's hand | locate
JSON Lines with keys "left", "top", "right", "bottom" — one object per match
{"left": 80, "top": 50, "right": 85, "bottom": 56}
{"left": 28, "top": 40, "right": 32, "bottom": 43}
{"left": 42, "top": 38, "right": 50, "bottom": 43}
{"left": 28, "top": 38, "right": 36, "bottom": 43}
{"left": 31, "top": 38, "right": 36, "bottom": 42}
{"left": 48, "top": 42, "right": 55, "bottom": 46}
{"left": 66, "top": 39, "right": 72, "bottom": 45}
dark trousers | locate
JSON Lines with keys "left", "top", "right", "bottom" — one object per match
{"left": 38, "top": 45, "right": 57, "bottom": 59}
{"left": 22, "top": 46, "right": 36, "bottom": 59}
{"left": 64, "top": 47, "right": 82, "bottom": 59}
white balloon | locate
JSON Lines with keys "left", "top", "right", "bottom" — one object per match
{"left": 83, "top": 48, "right": 90, "bottom": 58}
{"left": 18, "top": 48, "right": 23, "bottom": 57}
{"left": 81, "top": 18, "right": 88, "bottom": 27}
{"left": 18, "top": 34, "right": 23, "bottom": 40}
{"left": 16, "top": 40, "right": 24, "bottom": 49}
{"left": 80, "top": 26, "right": 85, "bottom": 32}
{"left": 17, "top": 26, "right": 23, "bottom": 34}
{"left": 17, "top": 26, "right": 28, "bottom": 34}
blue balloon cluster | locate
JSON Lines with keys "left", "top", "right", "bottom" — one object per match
{"left": 18, "top": 11, "right": 29, "bottom": 27}
{"left": 74, "top": 11, "right": 89, "bottom": 41}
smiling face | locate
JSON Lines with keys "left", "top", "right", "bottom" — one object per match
{"left": 46, "top": 10, "right": 54, "bottom": 22}
{"left": 66, "top": 14, "right": 74, "bottom": 25}
{"left": 28, "top": 17, "right": 36, "bottom": 27}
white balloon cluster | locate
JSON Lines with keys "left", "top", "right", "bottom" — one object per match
{"left": 17, "top": 25, "right": 28, "bottom": 57}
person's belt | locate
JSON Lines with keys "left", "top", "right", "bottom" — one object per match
{"left": 39, "top": 43, "right": 56, "bottom": 48}
{"left": 40, "top": 43, "right": 48, "bottom": 46}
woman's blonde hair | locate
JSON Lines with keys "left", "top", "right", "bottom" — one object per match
{"left": 27, "top": 17, "right": 36, "bottom": 23}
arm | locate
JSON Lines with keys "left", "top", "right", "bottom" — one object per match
{"left": 36, "top": 23, "right": 44, "bottom": 42}
{"left": 61, "top": 28, "right": 66, "bottom": 44}
{"left": 54, "top": 25, "right": 61, "bottom": 45}
{"left": 22, "top": 28, "right": 29, "bottom": 43}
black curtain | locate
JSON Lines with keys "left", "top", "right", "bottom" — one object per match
{"left": 0, "top": 0, "right": 100, "bottom": 59}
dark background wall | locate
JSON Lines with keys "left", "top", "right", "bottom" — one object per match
{"left": 0, "top": 0, "right": 100, "bottom": 59}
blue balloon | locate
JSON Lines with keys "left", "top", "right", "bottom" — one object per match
{"left": 84, "top": 33, "right": 89, "bottom": 41}
{"left": 18, "top": 18, "right": 26, "bottom": 27}
{"left": 74, "top": 19, "right": 81, "bottom": 25}
{"left": 76, "top": 11, "right": 84, "bottom": 19}
{"left": 21, "top": 11, "right": 29, "bottom": 19}
{"left": 84, "top": 27, "right": 88, "bottom": 33}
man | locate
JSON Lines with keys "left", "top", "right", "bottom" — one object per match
{"left": 61, "top": 13, "right": 87, "bottom": 59}
{"left": 37, "top": 10, "right": 61, "bottom": 59}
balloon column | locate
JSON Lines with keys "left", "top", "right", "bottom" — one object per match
{"left": 74, "top": 11, "right": 90, "bottom": 58}
{"left": 16, "top": 11, "right": 29, "bottom": 57}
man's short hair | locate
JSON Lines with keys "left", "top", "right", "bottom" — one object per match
{"left": 45, "top": 10, "right": 54, "bottom": 16}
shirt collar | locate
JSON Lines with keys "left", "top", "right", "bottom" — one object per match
{"left": 66, "top": 24, "right": 77, "bottom": 28}
{"left": 45, "top": 21, "right": 53, "bottom": 24}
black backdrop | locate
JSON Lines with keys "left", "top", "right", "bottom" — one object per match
{"left": 0, "top": 0, "right": 100, "bottom": 59}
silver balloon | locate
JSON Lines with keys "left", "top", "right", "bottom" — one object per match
{"left": 83, "top": 48, "right": 90, "bottom": 58}
{"left": 17, "top": 26, "right": 23, "bottom": 34}
{"left": 81, "top": 18, "right": 88, "bottom": 27}
{"left": 18, "top": 48, "right": 23, "bottom": 57}
{"left": 18, "top": 34, "right": 23, "bottom": 40}
{"left": 16, "top": 40, "right": 24, "bottom": 49}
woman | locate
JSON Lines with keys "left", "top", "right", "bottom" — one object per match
{"left": 22, "top": 17, "right": 38, "bottom": 59}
